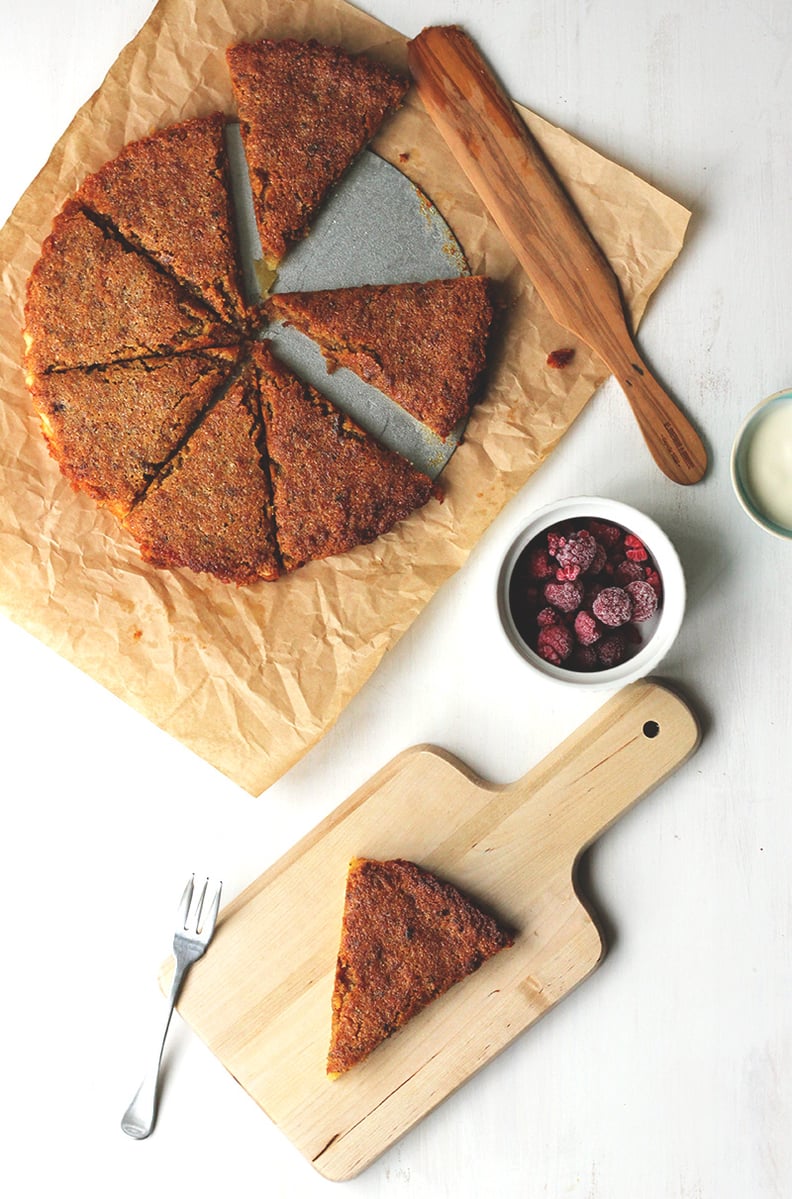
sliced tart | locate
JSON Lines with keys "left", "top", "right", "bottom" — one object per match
{"left": 226, "top": 37, "right": 409, "bottom": 269}
{"left": 252, "top": 342, "right": 437, "bottom": 571}
{"left": 123, "top": 359, "right": 281, "bottom": 584}
{"left": 23, "top": 202, "right": 236, "bottom": 376}
{"left": 76, "top": 113, "right": 249, "bottom": 328}
{"left": 267, "top": 275, "right": 495, "bottom": 438}
{"left": 327, "top": 857, "right": 513, "bottom": 1076}
{"left": 28, "top": 349, "right": 239, "bottom": 519}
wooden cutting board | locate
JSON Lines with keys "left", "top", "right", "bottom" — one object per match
{"left": 167, "top": 680, "right": 699, "bottom": 1179}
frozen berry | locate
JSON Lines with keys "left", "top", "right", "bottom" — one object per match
{"left": 536, "top": 623, "right": 574, "bottom": 664}
{"left": 546, "top": 531, "right": 564, "bottom": 557}
{"left": 553, "top": 531, "right": 597, "bottom": 580}
{"left": 644, "top": 567, "right": 662, "bottom": 597}
{"left": 571, "top": 644, "right": 598, "bottom": 671}
{"left": 536, "top": 606, "right": 560, "bottom": 628}
{"left": 589, "top": 541, "right": 608, "bottom": 574}
{"left": 624, "top": 621, "right": 643, "bottom": 645}
{"left": 527, "top": 546, "right": 555, "bottom": 579}
{"left": 597, "top": 631, "right": 626, "bottom": 668}
{"left": 574, "top": 610, "right": 602, "bottom": 646}
{"left": 624, "top": 533, "right": 648, "bottom": 562}
{"left": 544, "top": 579, "right": 584, "bottom": 612}
{"left": 625, "top": 579, "right": 658, "bottom": 621}
{"left": 587, "top": 519, "right": 622, "bottom": 548}
{"left": 592, "top": 587, "right": 633, "bottom": 627}
{"left": 614, "top": 559, "right": 645, "bottom": 586}
{"left": 583, "top": 580, "right": 605, "bottom": 607}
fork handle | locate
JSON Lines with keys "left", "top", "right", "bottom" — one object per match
{"left": 120, "top": 959, "right": 190, "bottom": 1140}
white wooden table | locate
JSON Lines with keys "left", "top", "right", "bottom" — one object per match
{"left": 1, "top": 2, "right": 789, "bottom": 1196}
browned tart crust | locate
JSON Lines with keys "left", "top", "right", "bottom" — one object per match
{"left": 226, "top": 37, "right": 409, "bottom": 266}
{"left": 123, "top": 360, "right": 281, "bottom": 585}
{"left": 23, "top": 202, "right": 236, "bottom": 375}
{"left": 327, "top": 857, "right": 513, "bottom": 1076}
{"left": 267, "top": 276, "right": 496, "bottom": 439}
{"left": 28, "top": 349, "right": 238, "bottom": 519}
{"left": 22, "top": 38, "right": 488, "bottom": 586}
{"left": 252, "top": 343, "right": 437, "bottom": 571}
{"left": 76, "top": 113, "right": 249, "bottom": 328}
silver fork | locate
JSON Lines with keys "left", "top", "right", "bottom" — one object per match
{"left": 121, "top": 874, "right": 222, "bottom": 1139}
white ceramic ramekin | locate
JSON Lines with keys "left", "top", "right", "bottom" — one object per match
{"left": 496, "top": 496, "right": 686, "bottom": 690}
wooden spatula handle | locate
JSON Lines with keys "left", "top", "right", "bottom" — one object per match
{"left": 407, "top": 25, "right": 707, "bottom": 486}
{"left": 602, "top": 337, "right": 708, "bottom": 486}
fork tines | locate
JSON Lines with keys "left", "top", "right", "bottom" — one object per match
{"left": 178, "top": 874, "right": 223, "bottom": 942}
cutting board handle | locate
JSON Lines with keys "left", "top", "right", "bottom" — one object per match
{"left": 502, "top": 681, "right": 700, "bottom": 862}
{"left": 407, "top": 25, "right": 707, "bottom": 486}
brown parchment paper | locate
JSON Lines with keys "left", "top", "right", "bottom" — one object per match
{"left": 0, "top": 0, "right": 691, "bottom": 795}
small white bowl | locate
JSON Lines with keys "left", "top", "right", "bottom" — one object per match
{"left": 496, "top": 496, "right": 686, "bottom": 689}
{"left": 730, "top": 388, "right": 792, "bottom": 540}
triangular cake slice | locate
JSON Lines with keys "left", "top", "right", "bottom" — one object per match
{"left": 23, "top": 202, "right": 237, "bottom": 375}
{"left": 27, "top": 349, "right": 239, "bottom": 519}
{"left": 76, "top": 114, "right": 249, "bottom": 327}
{"left": 123, "top": 359, "right": 281, "bottom": 584}
{"left": 252, "top": 343, "right": 437, "bottom": 571}
{"left": 226, "top": 38, "right": 409, "bottom": 268}
{"left": 267, "top": 276, "right": 496, "bottom": 439}
{"left": 327, "top": 858, "right": 513, "bottom": 1077}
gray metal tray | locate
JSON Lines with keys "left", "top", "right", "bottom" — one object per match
{"left": 226, "top": 126, "right": 469, "bottom": 478}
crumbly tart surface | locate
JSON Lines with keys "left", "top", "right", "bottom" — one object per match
{"left": 76, "top": 113, "right": 248, "bottom": 328}
{"left": 226, "top": 37, "right": 409, "bottom": 266}
{"left": 123, "top": 361, "right": 281, "bottom": 585}
{"left": 252, "top": 343, "right": 437, "bottom": 571}
{"left": 327, "top": 858, "right": 513, "bottom": 1077}
{"left": 28, "top": 350, "right": 238, "bottom": 519}
{"left": 267, "top": 276, "right": 496, "bottom": 439}
{"left": 23, "top": 203, "right": 236, "bottom": 375}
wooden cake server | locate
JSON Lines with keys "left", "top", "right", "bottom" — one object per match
{"left": 407, "top": 25, "right": 707, "bottom": 485}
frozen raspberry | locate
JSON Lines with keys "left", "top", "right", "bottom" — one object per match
{"left": 536, "top": 623, "right": 574, "bottom": 664}
{"left": 583, "top": 580, "right": 605, "bottom": 607}
{"left": 644, "top": 567, "right": 662, "bottom": 597}
{"left": 543, "top": 579, "right": 584, "bottom": 613}
{"left": 587, "top": 519, "right": 622, "bottom": 548}
{"left": 614, "top": 559, "right": 645, "bottom": 586}
{"left": 571, "top": 644, "right": 598, "bottom": 671}
{"left": 624, "top": 621, "right": 643, "bottom": 645}
{"left": 597, "top": 631, "right": 626, "bottom": 668}
{"left": 553, "top": 531, "right": 597, "bottom": 580}
{"left": 589, "top": 541, "right": 608, "bottom": 574}
{"left": 625, "top": 579, "right": 658, "bottom": 621}
{"left": 624, "top": 533, "right": 649, "bottom": 562}
{"left": 527, "top": 546, "right": 555, "bottom": 580}
{"left": 574, "top": 609, "right": 602, "bottom": 646}
{"left": 592, "top": 586, "right": 633, "bottom": 627}
{"left": 536, "top": 606, "right": 560, "bottom": 628}
{"left": 546, "top": 531, "right": 564, "bottom": 557}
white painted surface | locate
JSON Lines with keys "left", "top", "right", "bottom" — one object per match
{"left": 0, "top": 2, "right": 789, "bottom": 1197}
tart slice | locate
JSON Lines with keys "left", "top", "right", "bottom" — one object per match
{"left": 267, "top": 276, "right": 496, "bottom": 439}
{"left": 327, "top": 858, "right": 513, "bottom": 1077}
{"left": 23, "top": 202, "right": 236, "bottom": 376}
{"left": 76, "top": 113, "right": 248, "bottom": 328}
{"left": 28, "top": 349, "right": 239, "bottom": 519}
{"left": 252, "top": 343, "right": 437, "bottom": 571}
{"left": 226, "top": 37, "right": 409, "bottom": 269}
{"left": 123, "top": 358, "right": 281, "bottom": 585}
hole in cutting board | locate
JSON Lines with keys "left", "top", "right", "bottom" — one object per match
{"left": 642, "top": 720, "right": 660, "bottom": 738}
